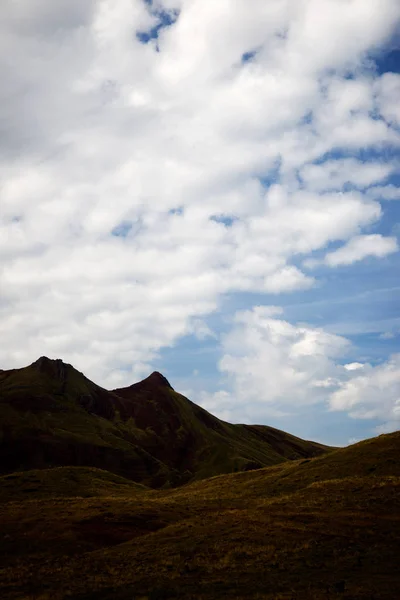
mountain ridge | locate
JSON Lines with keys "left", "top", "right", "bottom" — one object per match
{"left": 0, "top": 356, "right": 330, "bottom": 487}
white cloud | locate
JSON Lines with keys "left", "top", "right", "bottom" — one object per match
{"left": 0, "top": 0, "right": 399, "bottom": 386}
{"left": 199, "top": 306, "right": 350, "bottom": 421}
{"left": 188, "top": 319, "right": 216, "bottom": 341}
{"left": 367, "top": 185, "right": 400, "bottom": 201}
{"left": 300, "top": 158, "right": 395, "bottom": 192}
{"left": 198, "top": 306, "right": 400, "bottom": 431}
{"left": 323, "top": 234, "right": 398, "bottom": 267}
{"left": 330, "top": 354, "right": 400, "bottom": 430}
{"left": 374, "top": 73, "right": 400, "bottom": 126}
{"left": 305, "top": 234, "right": 398, "bottom": 269}
{"left": 344, "top": 362, "right": 365, "bottom": 371}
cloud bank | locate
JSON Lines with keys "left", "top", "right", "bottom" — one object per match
{"left": 199, "top": 307, "right": 400, "bottom": 434}
{"left": 0, "top": 0, "right": 399, "bottom": 432}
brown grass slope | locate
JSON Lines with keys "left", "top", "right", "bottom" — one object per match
{"left": 0, "top": 357, "right": 328, "bottom": 487}
{"left": 0, "top": 431, "right": 399, "bottom": 600}
{"left": 0, "top": 466, "right": 147, "bottom": 502}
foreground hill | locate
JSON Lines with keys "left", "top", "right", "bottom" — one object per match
{"left": 0, "top": 431, "right": 399, "bottom": 599}
{"left": 0, "top": 357, "right": 328, "bottom": 486}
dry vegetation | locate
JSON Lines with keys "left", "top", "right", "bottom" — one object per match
{"left": 1, "top": 431, "right": 399, "bottom": 600}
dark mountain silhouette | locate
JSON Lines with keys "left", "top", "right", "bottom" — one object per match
{"left": 0, "top": 357, "right": 329, "bottom": 487}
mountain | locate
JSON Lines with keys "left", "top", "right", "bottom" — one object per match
{"left": 1, "top": 431, "right": 399, "bottom": 599}
{"left": 0, "top": 357, "right": 329, "bottom": 487}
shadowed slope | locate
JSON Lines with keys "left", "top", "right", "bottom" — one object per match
{"left": 0, "top": 357, "right": 329, "bottom": 487}
{"left": 0, "top": 358, "right": 180, "bottom": 487}
{"left": 162, "top": 429, "right": 400, "bottom": 503}
{"left": 0, "top": 466, "right": 147, "bottom": 502}
{"left": 0, "top": 432, "right": 398, "bottom": 600}
{"left": 112, "top": 378, "right": 329, "bottom": 480}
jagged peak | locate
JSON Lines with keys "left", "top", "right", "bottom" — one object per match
{"left": 31, "top": 356, "right": 72, "bottom": 378}
{"left": 145, "top": 371, "right": 174, "bottom": 389}
{"left": 33, "top": 356, "right": 66, "bottom": 366}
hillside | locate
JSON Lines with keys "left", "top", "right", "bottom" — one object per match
{"left": 0, "top": 431, "right": 399, "bottom": 599}
{"left": 0, "top": 357, "right": 328, "bottom": 487}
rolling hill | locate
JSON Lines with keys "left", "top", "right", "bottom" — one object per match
{"left": 0, "top": 431, "right": 399, "bottom": 599}
{"left": 0, "top": 356, "right": 329, "bottom": 487}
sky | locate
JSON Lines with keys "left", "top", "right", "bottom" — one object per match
{"left": 0, "top": 0, "right": 399, "bottom": 446}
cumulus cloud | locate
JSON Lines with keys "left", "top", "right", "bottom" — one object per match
{"left": 324, "top": 234, "right": 398, "bottom": 266}
{"left": 0, "top": 0, "right": 399, "bottom": 386}
{"left": 330, "top": 354, "right": 400, "bottom": 430}
{"left": 367, "top": 185, "right": 400, "bottom": 201}
{"left": 374, "top": 73, "right": 400, "bottom": 126}
{"left": 305, "top": 234, "right": 398, "bottom": 269}
{"left": 199, "top": 306, "right": 400, "bottom": 432}
{"left": 343, "top": 362, "right": 365, "bottom": 371}
{"left": 299, "top": 158, "right": 395, "bottom": 192}
{"left": 199, "top": 306, "right": 350, "bottom": 420}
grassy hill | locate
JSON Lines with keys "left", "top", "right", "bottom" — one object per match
{"left": 0, "top": 431, "right": 399, "bottom": 599}
{"left": 0, "top": 357, "right": 329, "bottom": 487}
{"left": 0, "top": 466, "right": 147, "bottom": 502}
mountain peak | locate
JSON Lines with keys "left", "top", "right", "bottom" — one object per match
{"left": 34, "top": 356, "right": 64, "bottom": 366}
{"left": 1, "top": 357, "right": 332, "bottom": 490}
{"left": 31, "top": 356, "right": 71, "bottom": 379}
{"left": 145, "top": 371, "right": 173, "bottom": 389}
{"left": 115, "top": 371, "right": 174, "bottom": 395}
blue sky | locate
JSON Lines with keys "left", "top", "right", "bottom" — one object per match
{"left": 0, "top": 0, "right": 399, "bottom": 446}
{"left": 152, "top": 31, "right": 400, "bottom": 445}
